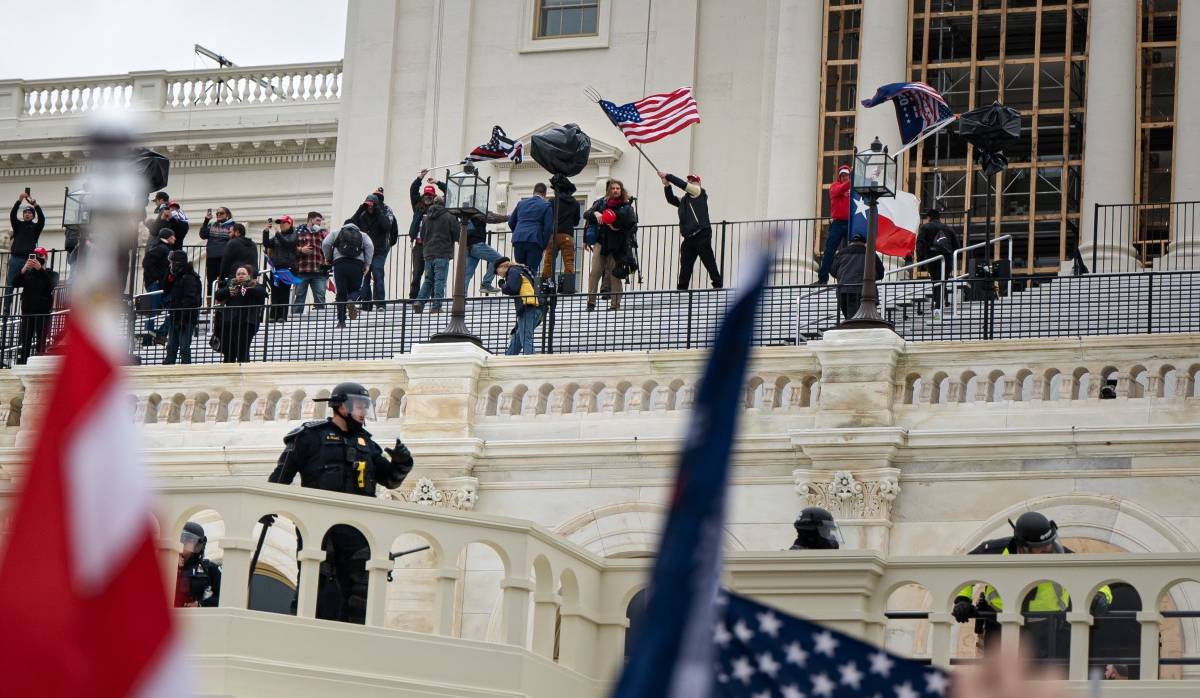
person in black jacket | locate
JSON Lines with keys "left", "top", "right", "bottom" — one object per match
{"left": 831, "top": 230, "right": 885, "bottom": 321}
{"left": 199, "top": 206, "right": 235, "bottom": 300}
{"left": 348, "top": 189, "right": 400, "bottom": 311}
{"left": 214, "top": 264, "right": 267, "bottom": 363}
{"left": 413, "top": 199, "right": 457, "bottom": 314}
{"left": 162, "top": 251, "right": 202, "bottom": 365}
{"left": 7, "top": 193, "right": 46, "bottom": 311}
{"left": 140, "top": 228, "right": 176, "bottom": 345}
{"left": 463, "top": 210, "right": 508, "bottom": 295}
{"left": 408, "top": 172, "right": 447, "bottom": 298}
{"left": 14, "top": 247, "right": 58, "bottom": 364}
{"left": 146, "top": 201, "right": 189, "bottom": 252}
{"left": 914, "top": 209, "right": 958, "bottom": 316}
{"left": 263, "top": 216, "right": 299, "bottom": 322}
{"left": 540, "top": 175, "right": 581, "bottom": 291}
{"left": 583, "top": 180, "right": 638, "bottom": 311}
{"left": 219, "top": 223, "right": 259, "bottom": 282}
{"left": 659, "top": 171, "right": 723, "bottom": 291}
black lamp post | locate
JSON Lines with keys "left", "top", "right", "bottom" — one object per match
{"left": 428, "top": 163, "right": 489, "bottom": 347}
{"left": 838, "top": 136, "right": 898, "bottom": 332}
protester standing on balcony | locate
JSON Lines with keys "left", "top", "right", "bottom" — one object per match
{"left": 292, "top": 211, "right": 328, "bottom": 314}
{"left": 140, "top": 228, "right": 175, "bottom": 346}
{"left": 213, "top": 264, "right": 267, "bottom": 363}
{"left": 14, "top": 247, "right": 57, "bottom": 365}
{"left": 584, "top": 180, "right": 638, "bottom": 312}
{"left": 952, "top": 511, "right": 1113, "bottom": 662}
{"left": 219, "top": 223, "right": 258, "bottom": 282}
{"left": 463, "top": 209, "right": 508, "bottom": 295}
{"left": 7, "top": 191, "right": 45, "bottom": 293}
{"left": 262, "top": 216, "right": 299, "bottom": 323}
{"left": 409, "top": 171, "right": 447, "bottom": 299}
{"left": 161, "top": 250, "right": 202, "bottom": 365}
{"left": 269, "top": 382, "right": 414, "bottom": 624}
{"left": 322, "top": 222, "right": 373, "bottom": 328}
{"left": 348, "top": 189, "right": 399, "bottom": 312}
{"left": 831, "top": 229, "right": 884, "bottom": 321}
{"left": 659, "top": 170, "right": 723, "bottom": 291}
{"left": 915, "top": 208, "right": 958, "bottom": 320}
{"left": 199, "top": 206, "right": 235, "bottom": 300}
{"left": 508, "top": 182, "right": 555, "bottom": 274}
{"left": 541, "top": 175, "right": 581, "bottom": 292}
{"left": 413, "top": 195, "right": 456, "bottom": 314}
{"left": 175, "top": 522, "right": 220, "bottom": 608}
{"left": 816, "top": 164, "right": 852, "bottom": 285}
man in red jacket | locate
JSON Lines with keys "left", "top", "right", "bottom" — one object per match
{"left": 816, "top": 164, "right": 852, "bottom": 285}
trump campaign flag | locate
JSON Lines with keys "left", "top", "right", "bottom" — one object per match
{"left": 850, "top": 189, "right": 921, "bottom": 258}
{"left": 861, "top": 82, "right": 956, "bottom": 147}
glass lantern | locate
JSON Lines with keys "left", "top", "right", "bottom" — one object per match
{"left": 445, "top": 167, "right": 490, "bottom": 218}
{"left": 62, "top": 187, "right": 90, "bottom": 227}
{"left": 852, "top": 137, "right": 898, "bottom": 199}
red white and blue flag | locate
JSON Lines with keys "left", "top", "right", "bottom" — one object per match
{"left": 599, "top": 86, "right": 700, "bottom": 145}
{"left": 466, "top": 125, "right": 524, "bottom": 164}
{"left": 850, "top": 189, "right": 921, "bottom": 258}
{"left": 861, "top": 82, "right": 956, "bottom": 146}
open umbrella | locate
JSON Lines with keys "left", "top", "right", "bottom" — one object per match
{"left": 129, "top": 147, "right": 171, "bottom": 195}
{"left": 956, "top": 102, "right": 1021, "bottom": 177}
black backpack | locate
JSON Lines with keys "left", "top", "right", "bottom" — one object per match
{"left": 335, "top": 225, "right": 364, "bottom": 258}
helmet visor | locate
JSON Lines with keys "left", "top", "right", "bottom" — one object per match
{"left": 818, "top": 520, "right": 842, "bottom": 547}
{"left": 342, "top": 394, "right": 377, "bottom": 423}
{"left": 180, "top": 529, "right": 203, "bottom": 552}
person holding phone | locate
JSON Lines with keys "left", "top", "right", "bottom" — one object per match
{"left": 13, "top": 247, "right": 58, "bottom": 364}
{"left": 7, "top": 191, "right": 46, "bottom": 311}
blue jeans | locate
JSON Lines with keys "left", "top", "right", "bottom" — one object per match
{"left": 143, "top": 281, "right": 171, "bottom": 338}
{"left": 464, "top": 242, "right": 502, "bottom": 293}
{"left": 164, "top": 321, "right": 196, "bottom": 364}
{"left": 513, "top": 241, "right": 543, "bottom": 275}
{"left": 506, "top": 307, "right": 543, "bottom": 356}
{"left": 359, "top": 254, "right": 388, "bottom": 306}
{"left": 416, "top": 257, "right": 450, "bottom": 310}
{"left": 817, "top": 219, "right": 848, "bottom": 283}
{"left": 291, "top": 273, "right": 327, "bottom": 313}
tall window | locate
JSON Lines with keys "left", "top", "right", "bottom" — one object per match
{"left": 535, "top": 0, "right": 599, "bottom": 38}
{"left": 817, "top": 0, "right": 863, "bottom": 233}
{"left": 1133, "top": 0, "right": 1179, "bottom": 264}
{"left": 907, "top": 0, "right": 1088, "bottom": 275}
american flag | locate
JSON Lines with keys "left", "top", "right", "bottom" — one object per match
{"left": 714, "top": 591, "right": 950, "bottom": 698}
{"left": 599, "top": 86, "right": 700, "bottom": 145}
{"left": 466, "top": 125, "right": 523, "bottom": 164}
{"left": 860, "top": 82, "right": 955, "bottom": 146}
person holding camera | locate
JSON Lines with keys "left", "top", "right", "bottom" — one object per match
{"left": 14, "top": 247, "right": 58, "bottom": 364}
{"left": 268, "top": 382, "right": 414, "bottom": 623}
{"left": 213, "top": 264, "right": 267, "bottom": 363}
{"left": 292, "top": 211, "right": 328, "bottom": 314}
{"left": 584, "top": 179, "right": 637, "bottom": 312}
{"left": 175, "top": 521, "right": 221, "bottom": 608}
{"left": 263, "top": 216, "right": 299, "bottom": 323}
{"left": 8, "top": 191, "right": 45, "bottom": 291}
{"left": 493, "top": 257, "right": 544, "bottom": 356}
{"left": 161, "top": 250, "right": 202, "bottom": 365}
{"left": 408, "top": 172, "right": 447, "bottom": 299}
{"left": 200, "top": 206, "right": 235, "bottom": 299}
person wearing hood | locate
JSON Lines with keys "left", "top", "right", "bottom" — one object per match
{"left": 140, "top": 227, "right": 176, "bottom": 345}
{"left": 831, "top": 229, "right": 885, "bottom": 321}
{"left": 322, "top": 222, "right": 374, "bottom": 328}
{"left": 539, "top": 175, "right": 581, "bottom": 291}
{"left": 507, "top": 183, "right": 554, "bottom": 273}
{"left": 162, "top": 250, "right": 202, "bottom": 365}
{"left": 263, "top": 215, "right": 300, "bottom": 323}
{"left": 219, "top": 223, "right": 259, "bottom": 282}
{"left": 347, "top": 189, "right": 399, "bottom": 312}
{"left": 409, "top": 171, "right": 447, "bottom": 298}
{"left": 7, "top": 191, "right": 46, "bottom": 290}
{"left": 413, "top": 196, "right": 457, "bottom": 314}
{"left": 199, "top": 206, "right": 235, "bottom": 300}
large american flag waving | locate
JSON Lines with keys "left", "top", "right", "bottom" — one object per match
{"left": 599, "top": 86, "right": 701, "bottom": 145}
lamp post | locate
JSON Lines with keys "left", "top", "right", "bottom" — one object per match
{"left": 838, "top": 136, "right": 897, "bottom": 331}
{"left": 428, "top": 163, "right": 489, "bottom": 347}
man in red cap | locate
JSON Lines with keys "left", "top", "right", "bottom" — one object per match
{"left": 408, "top": 171, "right": 447, "bottom": 298}
{"left": 14, "top": 247, "right": 58, "bottom": 364}
{"left": 263, "top": 215, "right": 299, "bottom": 322}
{"left": 659, "top": 170, "right": 722, "bottom": 291}
{"left": 816, "top": 164, "right": 852, "bottom": 285}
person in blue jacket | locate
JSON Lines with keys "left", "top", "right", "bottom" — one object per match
{"left": 506, "top": 183, "right": 554, "bottom": 273}
{"left": 493, "top": 256, "right": 544, "bottom": 356}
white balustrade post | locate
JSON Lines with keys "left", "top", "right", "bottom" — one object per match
{"left": 500, "top": 576, "right": 535, "bottom": 647}
{"left": 434, "top": 568, "right": 461, "bottom": 636}
{"left": 217, "top": 537, "right": 257, "bottom": 610}
{"left": 998, "top": 612, "right": 1025, "bottom": 656}
{"left": 928, "top": 611, "right": 954, "bottom": 670}
{"left": 594, "top": 616, "right": 632, "bottom": 680}
{"left": 0, "top": 80, "right": 25, "bottom": 124}
{"left": 1066, "top": 611, "right": 1093, "bottom": 681}
{"left": 1137, "top": 610, "right": 1163, "bottom": 681}
{"left": 365, "top": 558, "right": 392, "bottom": 627}
{"left": 531, "top": 591, "right": 561, "bottom": 658}
{"left": 158, "top": 538, "right": 181, "bottom": 605}
{"left": 557, "top": 607, "right": 598, "bottom": 675}
{"left": 295, "top": 548, "right": 325, "bottom": 618}
{"left": 129, "top": 70, "right": 168, "bottom": 114}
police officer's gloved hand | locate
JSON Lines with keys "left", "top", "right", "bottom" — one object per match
{"left": 385, "top": 439, "right": 413, "bottom": 466}
{"left": 1092, "top": 594, "right": 1111, "bottom": 616}
{"left": 952, "top": 598, "right": 977, "bottom": 623}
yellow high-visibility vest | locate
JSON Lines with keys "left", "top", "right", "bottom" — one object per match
{"left": 956, "top": 548, "right": 1113, "bottom": 612}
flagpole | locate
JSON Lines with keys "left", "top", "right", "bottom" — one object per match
{"left": 585, "top": 86, "right": 662, "bottom": 173}
{"left": 892, "top": 115, "right": 958, "bottom": 157}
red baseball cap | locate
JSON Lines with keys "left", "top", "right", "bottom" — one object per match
{"left": 837, "top": 164, "right": 851, "bottom": 176}
{"left": 686, "top": 174, "right": 701, "bottom": 184}
{"left": 422, "top": 185, "right": 437, "bottom": 196}
{"left": 33, "top": 247, "right": 48, "bottom": 257}
{"left": 276, "top": 215, "right": 294, "bottom": 226}
{"left": 168, "top": 200, "right": 181, "bottom": 208}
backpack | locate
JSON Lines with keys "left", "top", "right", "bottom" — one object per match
{"left": 932, "top": 225, "right": 955, "bottom": 255}
{"left": 335, "top": 225, "right": 364, "bottom": 258}
{"left": 517, "top": 270, "right": 541, "bottom": 308}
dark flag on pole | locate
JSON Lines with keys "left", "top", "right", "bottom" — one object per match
{"left": 466, "top": 125, "right": 524, "bottom": 164}
{"left": 861, "top": 82, "right": 956, "bottom": 146}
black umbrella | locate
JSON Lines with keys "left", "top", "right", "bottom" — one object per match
{"left": 530, "top": 124, "right": 592, "bottom": 177}
{"left": 129, "top": 147, "right": 171, "bottom": 194}
{"left": 957, "top": 102, "right": 1021, "bottom": 177}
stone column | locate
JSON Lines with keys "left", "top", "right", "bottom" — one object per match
{"left": 557, "top": 608, "right": 598, "bottom": 675}
{"left": 365, "top": 558, "right": 393, "bottom": 627}
{"left": 500, "top": 576, "right": 534, "bottom": 647}
{"left": 928, "top": 611, "right": 954, "bottom": 670}
{"left": 295, "top": 548, "right": 325, "bottom": 618}
{"left": 763, "top": 0, "right": 825, "bottom": 284}
{"left": 216, "top": 537, "right": 257, "bottom": 610}
{"left": 1162, "top": 0, "right": 1200, "bottom": 269}
{"left": 401, "top": 342, "right": 488, "bottom": 442}
{"left": 808, "top": 328, "right": 906, "bottom": 429}
{"left": 855, "top": 0, "right": 909, "bottom": 151}
{"left": 434, "top": 568, "right": 461, "bottom": 635}
{"left": 594, "top": 617, "right": 631, "bottom": 680}
{"left": 1137, "top": 611, "right": 1162, "bottom": 680}
{"left": 998, "top": 612, "right": 1024, "bottom": 655}
{"left": 1066, "top": 611, "right": 1093, "bottom": 680}
{"left": 1078, "top": 0, "right": 1139, "bottom": 272}
{"left": 530, "top": 591, "right": 561, "bottom": 658}
{"left": 158, "top": 538, "right": 181, "bottom": 604}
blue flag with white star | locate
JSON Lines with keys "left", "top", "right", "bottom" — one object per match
{"left": 714, "top": 591, "right": 949, "bottom": 698}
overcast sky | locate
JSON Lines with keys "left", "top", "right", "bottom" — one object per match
{"left": 4, "top": 0, "right": 347, "bottom": 80}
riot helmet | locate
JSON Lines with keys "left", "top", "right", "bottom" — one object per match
{"left": 794, "top": 507, "right": 841, "bottom": 549}
{"left": 316, "top": 382, "right": 376, "bottom": 424}
{"left": 180, "top": 521, "right": 207, "bottom": 558}
{"left": 1011, "top": 511, "right": 1060, "bottom": 553}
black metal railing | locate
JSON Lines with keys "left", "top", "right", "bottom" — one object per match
{"left": 1092, "top": 201, "right": 1200, "bottom": 273}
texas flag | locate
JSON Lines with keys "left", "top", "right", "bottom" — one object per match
{"left": 850, "top": 189, "right": 920, "bottom": 257}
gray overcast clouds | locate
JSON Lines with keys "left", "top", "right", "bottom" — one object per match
{"left": 3, "top": 0, "right": 348, "bottom": 80}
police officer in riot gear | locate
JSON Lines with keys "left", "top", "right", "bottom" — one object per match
{"left": 176, "top": 521, "right": 222, "bottom": 607}
{"left": 952, "top": 511, "right": 1112, "bottom": 661}
{"left": 268, "top": 382, "right": 415, "bottom": 623}
{"left": 789, "top": 507, "right": 841, "bottom": 550}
